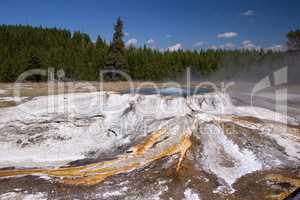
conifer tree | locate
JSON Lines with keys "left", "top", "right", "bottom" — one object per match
{"left": 27, "top": 54, "right": 43, "bottom": 81}
{"left": 0, "top": 24, "right": 285, "bottom": 82}
{"left": 287, "top": 29, "right": 300, "bottom": 51}
{"left": 105, "top": 17, "right": 128, "bottom": 79}
{"left": 95, "top": 35, "right": 105, "bottom": 49}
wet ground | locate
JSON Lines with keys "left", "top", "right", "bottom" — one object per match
{"left": 0, "top": 83, "right": 299, "bottom": 199}
{"left": 0, "top": 148, "right": 298, "bottom": 200}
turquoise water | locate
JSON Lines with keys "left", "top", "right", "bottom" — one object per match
{"left": 122, "top": 87, "right": 212, "bottom": 96}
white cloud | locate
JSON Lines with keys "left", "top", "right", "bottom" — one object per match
{"left": 241, "top": 40, "right": 260, "bottom": 50}
{"left": 124, "top": 32, "right": 130, "bottom": 36}
{"left": 146, "top": 39, "right": 156, "bottom": 49}
{"left": 208, "top": 45, "right": 218, "bottom": 50}
{"left": 242, "top": 40, "right": 252, "bottom": 45}
{"left": 147, "top": 39, "right": 155, "bottom": 44}
{"left": 205, "top": 41, "right": 260, "bottom": 51}
{"left": 242, "top": 10, "right": 255, "bottom": 16}
{"left": 193, "top": 41, "right": 206, "bottom": 48}
{"left": 126, "top": 38, "right": 138, "bottom": 47}
{"left": 167, "top": 43, "right": 183, "bottom": 52}
{"left": 265, "top": 44, "right": 287, "bottom": 52}
{"left": 242, "top": 43, "right": 260, "bottom": 50}
{"left": 207, "top": 43, "right": 236, "bottom": 50}
{"left": 216, "top": 43, "right": 236, "bottom": 50}
{"left": 217, "top": 32, "right": 238, "bottom": 39}
{"left": 223, "top": 43, "right": 236, "bottom": 49}
{"left": 165, "top": 34, "right": 172, "bottom": 38}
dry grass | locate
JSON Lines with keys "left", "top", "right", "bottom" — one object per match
{"left": 0, "top": 81, "right": 193, "bottom": 97}
{"left": 0, "top": 81, "right": 211, "bottom": 98}
{"left": 0, "top": 101, "right": 16, "bottom": 108}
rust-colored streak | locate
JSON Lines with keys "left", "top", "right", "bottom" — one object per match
{"left": 265, "top": 174, "right": 300, "bottom": 200}
{"left": 176, "top": 134, "right": 192, "bottom": 172}
{"left": 213, "top": 115, "right": 300, "bottom": 137}
{"left": 59, "top": 163, "right": 141, "bottom": 186}
{"left": 0, "top": 128, "right": 192, "bottom": 186}
{"left": 130, "top": 128, "right": 167, "bottom": 155}
{"left": 265, "top": 174, "right": 300, "bottom": 187}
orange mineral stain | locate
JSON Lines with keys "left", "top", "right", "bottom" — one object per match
{"left": 0, "top": 128, "right": 192, "bottom": 186}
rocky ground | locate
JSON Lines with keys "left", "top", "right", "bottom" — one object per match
{"left": 0, "top": 82, "right": 299, "bottom": 200}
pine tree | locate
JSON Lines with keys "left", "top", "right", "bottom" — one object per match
{"left": 95, "top": 35, "right": 105, "bottom": 49}
{"left": 0, "top": 24, "right": 283, "bottom": 82}
{"left": 27, "top": 54, "right": 43, "bottom": 81}
{"left": 27, "top": 55, "right": 42, "bottom": 70}
{"left": 287, "top": 29, "right": 300, "bottom": 52}
{"left": 105, "top": 17, "right": 128, "bottom": 79}
{"left": 24, "top": 54, "right": 43, "bottom": 81}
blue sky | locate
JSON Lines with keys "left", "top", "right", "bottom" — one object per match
{"left": 1, "top": 0, "right": 299, "bottom": 50}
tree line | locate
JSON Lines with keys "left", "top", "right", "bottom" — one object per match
{"left": 0, "top": 19, "right": 299, "bottom": 82}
